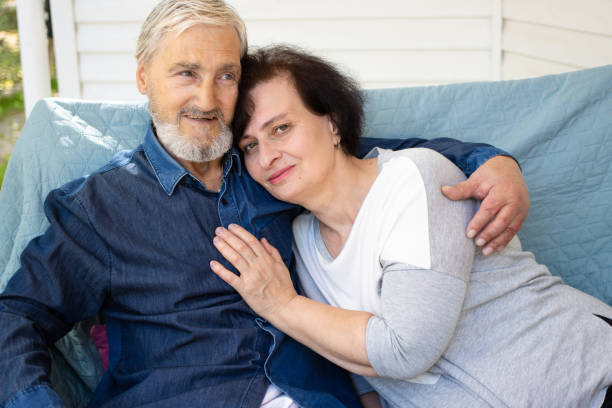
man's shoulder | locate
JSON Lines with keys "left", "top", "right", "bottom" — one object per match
{"left": 54, "top": 145, "right": 147, "bottom": 201}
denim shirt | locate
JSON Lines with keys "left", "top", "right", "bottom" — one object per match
{"left": 0, "top": 125, "right": 508, "bottom": 407}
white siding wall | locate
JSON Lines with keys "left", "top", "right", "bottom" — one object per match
{"left": 50, "top": 0, "right": 612, "bottom": 101}
{"left": 501, "top": 0, "right": 612, "bottom": 79}
{"left": 232, "top": 0, "right": 497, "bottom": 88}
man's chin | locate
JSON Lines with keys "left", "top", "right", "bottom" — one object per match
{"left": 152, "top": 113, "right": 233, "bottom": 163}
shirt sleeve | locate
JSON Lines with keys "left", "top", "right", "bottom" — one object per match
{"left": 364, "top": 149, "right": 477, "bottom": 380}
{"left": 3, "top": 384, "right": 66, "bottom": 408}
{"left": 0, "top": 182, "right": 109, "bottom": 406}
{"left": 357, "top": 136, "right": 515, "bottom": 176}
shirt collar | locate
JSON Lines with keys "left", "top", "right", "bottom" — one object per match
{"left": 143, "top": 123, "right": 242, "bottom": 196}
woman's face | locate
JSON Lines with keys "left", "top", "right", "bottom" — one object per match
{"left": 239, "top": 74, "right": 340, "bottom": 204}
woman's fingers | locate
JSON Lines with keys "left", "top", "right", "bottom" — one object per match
{"left": 210, "top": 260, "right": 241, "bottom": 289}
{"left": 213, "top": 233, "right": 251, "bottom": 272}
{"left": 261, "top": 237, "right": 283, "bottom": 263}
{"left": 214, "top": 225, "right": 261, "bottom": 263}
{"left": 227, "top": 224, "right": 267, "bottom": 257}
{"left": 211, "top": 227, "right": 298, "bottom": 320}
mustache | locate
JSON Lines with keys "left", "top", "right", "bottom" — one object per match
{"left": 179, "top": 107, "right": 225, "bottom": 122}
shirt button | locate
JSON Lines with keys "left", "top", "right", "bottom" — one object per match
{"left": 221, "top": 197, "right": 228, "bottom": 206}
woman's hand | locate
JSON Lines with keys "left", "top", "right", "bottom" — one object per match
{"left": 210, "top": 224, "right": 298, "bottom": 319}
{"left": 212, "top": 225, "right": 375, "bottom": 376}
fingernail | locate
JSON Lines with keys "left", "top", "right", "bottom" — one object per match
{"left": 215, "top": 227, "right": 224, "bottom": 235}
{"left": 228, "top": 224, "right": 237, "bottom": 231}
{"left": 482, "top": 246, "right": 493, "bottom": 256}
{"left": 210, "top": 260, "right": 217, "bottom": 268}
{"left": 467, "top": 229, "right": 477, "bottom": 239}
{"left": 475, "top": 238, "right": 486, "bottom": 247}
{"left": 213, "top": 237, "right": 221, "bottom": 244}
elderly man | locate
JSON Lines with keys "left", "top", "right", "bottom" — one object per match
{"left": 0, "top": 1, "right": 528, "bottom": 407}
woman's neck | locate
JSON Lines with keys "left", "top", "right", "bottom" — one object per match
{"left": 302, "top": 154, "right": 378, "bottom": 257}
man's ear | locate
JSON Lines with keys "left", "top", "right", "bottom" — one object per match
{"left": 136, "top": 64, "right": 148, "bottom": 95}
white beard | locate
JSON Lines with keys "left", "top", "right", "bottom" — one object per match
{"left": 149, "top": 109, "right": 233, "bottom": 163}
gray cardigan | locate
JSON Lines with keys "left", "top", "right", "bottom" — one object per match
{"left": 294, "top": 148, "right": 612, "bottom": 408}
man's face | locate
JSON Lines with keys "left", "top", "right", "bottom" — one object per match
{"left": 136, "top": 24, "right": 241, "bottom": 163}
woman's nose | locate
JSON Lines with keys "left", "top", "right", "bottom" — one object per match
{"left": 259, "top": 141, "right": 281, "bottom": 169}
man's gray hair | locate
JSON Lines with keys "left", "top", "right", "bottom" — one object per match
{"left": 136, "top": 0, "right": 247, "bottom": 65}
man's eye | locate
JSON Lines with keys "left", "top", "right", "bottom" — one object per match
{"left": 179, "top": 71, "right": 194, "bottom": 78}
{"left": 220, "top": 72, "right": 237, "bottom": 81}
{"left": 274, "top": 124, "right": 289, "bottom": 134}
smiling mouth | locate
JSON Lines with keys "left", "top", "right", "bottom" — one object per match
{"left": 183, "top": 114, "right": 217, "bottom": 123}
{"left": 268, "top": 166, "right": 294, "bottom": 184}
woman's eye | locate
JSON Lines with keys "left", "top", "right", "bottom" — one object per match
{"left": 242, "top": 141, "right": 258, "bottom": 153}
{"left": 273, "top": 124, "right": 289, "bottom": 134}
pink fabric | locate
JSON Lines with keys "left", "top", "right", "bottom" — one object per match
{"left": 90, "top": 325, "right": 109, "bottom": 370}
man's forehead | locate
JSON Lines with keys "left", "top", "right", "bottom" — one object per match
{"left": 165, "top": 23, "right": 240, "bottom": 52}
{"left": 142, "top": 23, "right": 241, "bottom": 72}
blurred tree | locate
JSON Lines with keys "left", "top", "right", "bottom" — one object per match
{"left": 0, "top": 0, "right": 20, "bottom": 96}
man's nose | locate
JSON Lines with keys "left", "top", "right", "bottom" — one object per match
{"left": 194, "top": 79, "right": 219, "bottom": 111}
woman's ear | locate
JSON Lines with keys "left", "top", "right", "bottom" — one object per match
{"left": 327, "top": 114, "right": 339, "bottom": 134}
{"left": 327, "top": 117, "right": 341, "bottom": 149}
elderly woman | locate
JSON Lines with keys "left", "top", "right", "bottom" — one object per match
{"left": 210, "top": 46, "right": 612, "bottom": 408}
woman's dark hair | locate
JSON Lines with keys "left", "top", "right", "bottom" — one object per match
{"left": 233, "top": 45, "right": 364, "bottom": 156}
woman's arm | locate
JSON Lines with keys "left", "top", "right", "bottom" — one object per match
{"left": 211, "top": 225, "right": 376, "bottom": 376}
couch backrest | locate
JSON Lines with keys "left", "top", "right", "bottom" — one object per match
{"left": 362, "top": 65, "right": 612, "bottom": 305}
{"left": 2, "top": 67, "right": 611, "bottom": 305}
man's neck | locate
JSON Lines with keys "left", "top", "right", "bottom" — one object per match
{"left": 178, "top": 156, "right": 225, "bottom": 192}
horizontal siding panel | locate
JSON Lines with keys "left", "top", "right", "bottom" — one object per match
{"left": 230, "top": 0, "right": 491, "bottom": 19}
{"left": 80, "top": 53, "right": 136, "bottom": 81}
{"left": 502, "top": 52, "right": 578, "bottom": 80}
{"left": 74, "top": 0, "right": 156, "bottom": 22}
{"left": 77, "top": 24, "right": 140, "bottom": 53}
{"left": 503, "top": 21, "right": 612, "bottom": 67}
{"left": 318, "top": 50, "right": 491, "bottom": 83}
{"left": 81, "top": 82, "right": 146, "bottom": 101}
{"left": 248, "top": 19, "right": 491, "bottom": 50}
{"left": 77, "top": 19, "right": 492, "bottom": 53}
{"left": 74, "top": 0, "right": 491, "bottom": 22}
{"left": 503, "top": 0, "right": 612, "bottom": 36}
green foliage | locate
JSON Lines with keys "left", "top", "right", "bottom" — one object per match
{"left": 0, "top": 0, "right": 17, "bottom": 32}
{"left": 0, "top": 0, "right": 22, "bottom": 114}
{"left": 0, "top": 89, "right": 22, "bottom": 119}
{"left": 0, "top": 37, "right": 21, "bottom": 94}
{"left": 0, "top": 153, "right": 8, "bottom": 191}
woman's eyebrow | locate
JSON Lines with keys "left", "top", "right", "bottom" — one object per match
{"left": 260, "top": 113, "right": 287, "bottom": 131}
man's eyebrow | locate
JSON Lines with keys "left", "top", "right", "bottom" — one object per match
{"left": 168, "top": 62, "right": 240, "bottom": 73}
{"left": 220, "top": 63, "right": 240, "bottom": 72}
{"left": 168, "top": 62, "right": 201, "bottom": 72}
